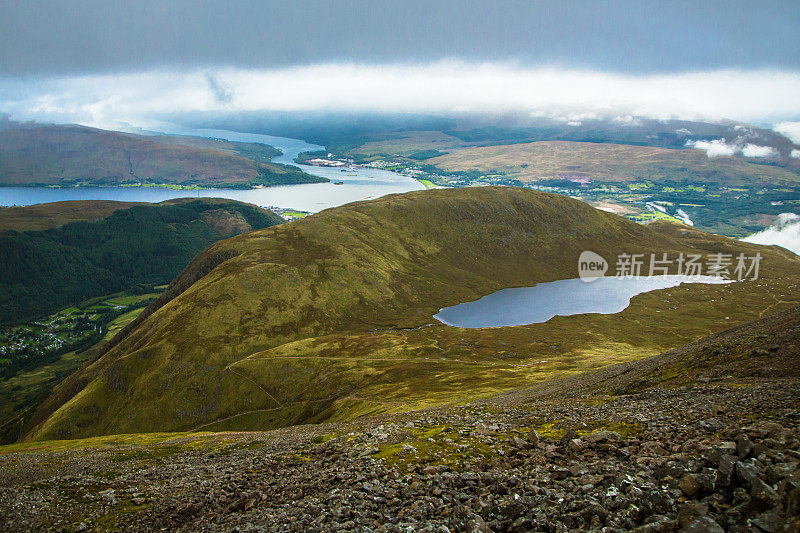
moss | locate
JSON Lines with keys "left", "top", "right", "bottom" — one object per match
{"left": 530, "top": 419, "right": 644, "bottom": 440}
{"left": 375, "top": 426, "right": 508, "bottom": 473}
{"left": 311, "top": 434, "right": 336, "bottom": 444}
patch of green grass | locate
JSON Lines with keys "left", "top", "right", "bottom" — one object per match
{"left": 102, "top": 308, "right": 145, "bottom": 342}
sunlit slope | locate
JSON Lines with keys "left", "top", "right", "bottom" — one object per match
{"left": 24, "top": 187, "right": 800, "bottom": 440}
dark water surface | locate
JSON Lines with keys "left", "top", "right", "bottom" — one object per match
{"left": 434, "top": 275, "right": 732, "bottom": 328}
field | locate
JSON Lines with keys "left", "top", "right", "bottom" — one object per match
{"left": 347, "top": 130, "right": 462, "bottom": 160}
{"left": 332, "top": 134, "right": 800, "bottom": 237}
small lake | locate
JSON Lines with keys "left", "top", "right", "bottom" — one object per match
{"left": 434, "top": 275, "right": 732, "bottom": 328}
{"left": 0, "top": 125, "right": 425, "bottom": 212}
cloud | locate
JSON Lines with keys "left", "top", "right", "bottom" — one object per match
{"left": 685, "top": 139, "right": 737, "bottom": 157}
{"left": 1, "top": 64, "right": 800, "bottom": 129}
{"left": 740, "top": 144, "right": 778, "bottom": 158}
{"left": 775, "top": 121, "right": 800, "bottom": 144}
{"left": 685, "top": 138, "right": 778, "bottom": 159}
{"left": 791, "top": 149, "right": 800, "bottom": 159}
{"left": 742, "top": 213, "right": 800, "bottom": 256}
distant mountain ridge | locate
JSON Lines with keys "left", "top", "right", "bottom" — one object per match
{"left": 178, "top": 111, "right": 800, "bottom": 172}
{"left": 0, "top": 123, "right": 326, "bottom": 188}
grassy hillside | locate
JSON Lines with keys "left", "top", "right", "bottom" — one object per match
{"left": 424, "top": 141, "right": 800, "bottom": 185}
{"left": 0, "top": 124, "right": 325, "bottom": 188}
{"left": 0, "top": 200, "right": 144, "bottom": 232}
{"left": 502, "top": 305, "right": 800, "bottom": 404}
{"left": 0, "top": 198, "right": 283, "bottom": 325}
{"left": 22, "top": 187, "right": 800, "bottom": 441}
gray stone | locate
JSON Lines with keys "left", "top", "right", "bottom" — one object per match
{"left": 682, "top": 516, "right": 724, "bottom": 533}
{"left": 679, "top": 473, "right": 701, "bottom": 497}
{"left": 584, "top": 430, "right": 623, "bottom": 443}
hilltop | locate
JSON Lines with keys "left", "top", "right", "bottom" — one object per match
{"left": 1, "top": 307, "right": 798, "bottom": 531}
{"left": 22, "top": 186, "right": 800, "bottom": 441}
{"left": 0, "top": 200, "right": 144, "bottom": 232}
{"left": 0, "top": 123, "right": 325, "bottom": 188}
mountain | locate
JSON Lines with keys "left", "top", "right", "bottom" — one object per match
{"left": 0, "top": 198, "right": 284, "bottom": 325}
{"left": 21, "top": 186, "right": 800, "bottom": 441}
{"left": 422, "top": 140, "right": 800, "bottom": 186}
{"left": 0, "top": 123, "right": 326, "bottom": 188}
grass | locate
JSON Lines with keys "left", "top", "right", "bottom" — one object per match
{"left": 119, "top": 182, "right": 204, "bottom": 190}
{"left": 22, "top": 187, "right": 800, "bottom": 441}
{"left": 281, "top": 210, "right": 309, "bottom": 218}
{"left": 0, "top": 349, "right": 91, "bottom": 444}
{"left": 102, "top": 308, "right": 145, "bottom": 342}
{"left": 346, "top": 131, "right": 462, "bottom": 160}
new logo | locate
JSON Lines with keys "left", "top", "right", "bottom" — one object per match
{"left": 578, "top": 250, "right": 608, "bottom": 282}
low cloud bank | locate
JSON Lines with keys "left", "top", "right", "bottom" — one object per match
{"left": 743, "top": 213, "right": 800, "bottom": 256}
{"left": 685, "top": 139, "right": 738, "bottom": 157}
{"left": 741, "top": 144, "right": 778, "bottom": 158}
{"left": 1, "top": 63, "right": 800, "bottom": 129}
{"left": 775, "top": 122, "right": 800, "bottom": 144}
{"left": 685, "top": 139, "right": 778, "bottom": 159}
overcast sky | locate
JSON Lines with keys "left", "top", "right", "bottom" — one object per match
{"left": 1, "top": 1, "right": 799, "bottom": 128}
{"left": 2, "top": 0, "right": 799, "bottom": 75}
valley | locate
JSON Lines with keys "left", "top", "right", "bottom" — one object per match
{"left": 0, "top": 287, "right": 163, "bottom": 444}
{"left": 0, "top": 198, "right": 286, "bottom": 444}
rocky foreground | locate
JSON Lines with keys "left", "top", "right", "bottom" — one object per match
{"left": 3, "top": 307, "right": 800, "bottom": 532}
{"left": 0, "top": 378, "right": 798, "bottom": 532}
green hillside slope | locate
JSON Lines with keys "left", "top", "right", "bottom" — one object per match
{"left": 22, "top": 187, "right": 800, "bottom": 441}
{"left": 0, "top": 124, "right": 325, "bottom": 188}
{"left": 0, "top": 198, "right": 284, "bottom": 325}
